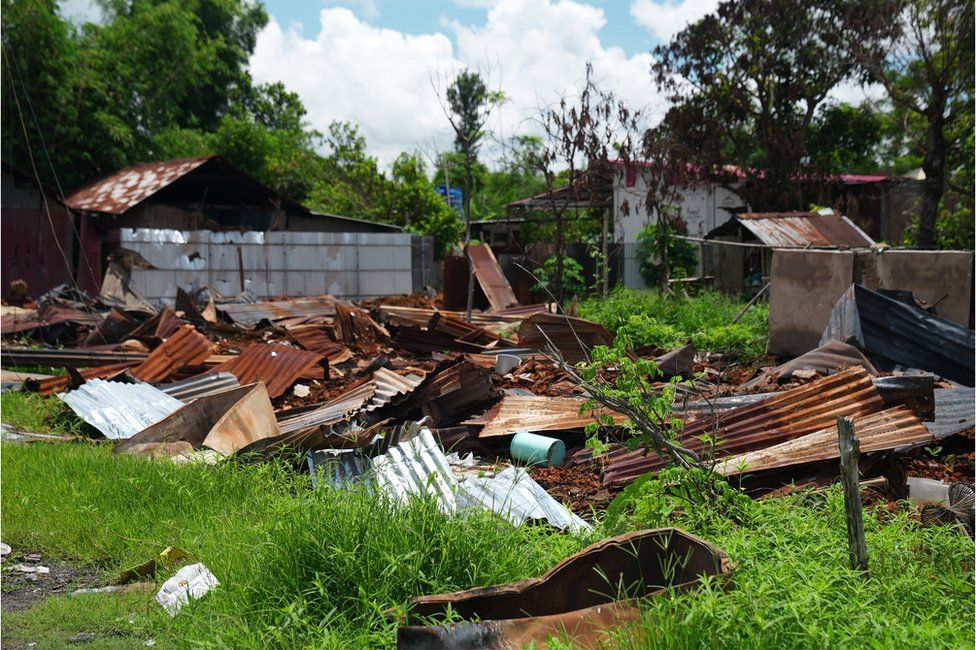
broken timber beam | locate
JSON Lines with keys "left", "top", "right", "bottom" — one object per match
{"left": 837, "top": 416, "right": 869, "bottom": 576}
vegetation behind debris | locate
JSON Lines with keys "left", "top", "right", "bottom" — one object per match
{"left": 579, "top": 288, "right": 769, "bottom": 361}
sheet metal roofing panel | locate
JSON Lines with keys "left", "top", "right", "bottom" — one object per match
{"left": 468, "top": 244, "right": 519, "bottom": 312}
{"left": 467, "top": 396, "right": 627, "bottom": 438}
{"left": 65, "top": 156, "right": 215, "bottom": 214}
{"left": 130, "top": 325, "right": 214, "bottom": 383}
{"left": 277, "top": 383, "right": 375, "bottom": 434}
{"left": 716, "top": 406, "right": 931, "bottom": 476}
{"left": 821, "top": 284, "right": 975, "bottom": 386}
{"left": 368, "top": 368, "right": 425, "bottom": 412}
{"left": 599, "top": 367, "right": 884, "bottom": 488}
{"left": 371, "top": 428, "right": 461, "bottom": 514}
{"left": 1, "top": 347, "right": 149, "bottom": 368}
{"left": 306, "top": 449, "right": 369, "bottom": 487}
{"left": 218, "top": 297, "right": 336, "bottom": 326}
{"left": 157, "top": 372, "right": 241, "bottom": 403}
{"left": 213, "top": 343, "right": 324, "bottom": 399}
{"left": 58, "top": 379, "right": 184, "bottom": 439}
{"left": 925, "top": 388, "right": 975, "bottom": 439}
{"left": 736, "top": 212, "right": 874, "bottom": 248}
{"left": 459, "top": 467, "right": 591, "bottom": 532}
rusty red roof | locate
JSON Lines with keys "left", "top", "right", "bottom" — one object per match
{"left": 65, "top": 156, "right": 216, "bottom": 214}
{"left": 712, "top": 211, "right": 874, "bottom": 248}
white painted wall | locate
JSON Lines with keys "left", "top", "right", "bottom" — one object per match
{"left": 613, "top": 170, "right": 744, "bottom": 242}
{"left": 612, "top": 169, "right": 744, "bottom": 286}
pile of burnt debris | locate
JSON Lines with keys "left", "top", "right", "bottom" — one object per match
{"left": 2, "top": 258, "right": 973, "bottom": 512}
{"left": 2, "top": 249, "right": 973, "bottom": 644}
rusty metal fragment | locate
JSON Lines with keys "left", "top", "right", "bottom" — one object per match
{"left": 467, "top": 395, "right": 626, "bottom": 438}
{"left": 130, "top": 324, "right": 214, "bottom": 383}
{"left": 518, "top": 313, "right": 614, "bottom": 363}
{"left": 212, "top": 343, "right": 324, "bottom": 399}
{"left": 716, "top": 406, "right": 932, "bottom": 477}
{"left": 398, "top": 528, "right": 731, "bottom": 649}
{"left": 115, "top": 383, "right": 280, "bottom": 458}
{"left": 468, "top": 243, "right": 519, "bottom": 312}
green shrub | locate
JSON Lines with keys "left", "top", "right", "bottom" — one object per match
{"left": 636, "top": 224, "right": 699, "bottom": 286}
{"left": 579, "top": 288, "right": 768, "bottom": 361}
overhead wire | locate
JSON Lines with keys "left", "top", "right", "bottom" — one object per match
{"left": 2, "top": 36, "right": 101, "bottom": 297}
{"left": 1, "top": 38, "right": 99, "bottom": 320}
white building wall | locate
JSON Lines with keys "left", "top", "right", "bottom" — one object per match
{"left": 613, "top": 170, "right": 744, "bottom": 287}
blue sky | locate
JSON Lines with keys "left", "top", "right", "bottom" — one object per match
{"left": 263, "top": 0, "right": 661, "bottom": 58}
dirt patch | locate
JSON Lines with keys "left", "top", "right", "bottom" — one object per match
{"left": 1, "top": 547, "right": 102, "bottom": 612}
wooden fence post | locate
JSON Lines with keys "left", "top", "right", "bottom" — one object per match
{"left": 837, "top": 416, "right": 869, "bottom": 576}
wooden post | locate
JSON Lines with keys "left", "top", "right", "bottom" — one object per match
{"left": 837, "top": 416, "right": 869, "bottom": 576}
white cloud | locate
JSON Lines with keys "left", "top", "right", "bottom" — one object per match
{"left": 629, "top": 0, "right": 719, "bottom": 43}
{"left": 325, "top": 0, "right": 380, "bottom": 20}
{"left": 249, "top": 0, "right": 664, "bottom": 167}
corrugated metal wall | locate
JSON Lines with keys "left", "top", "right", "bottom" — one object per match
{"left": 120, "top": 229, "right": 427, "bottom": 301}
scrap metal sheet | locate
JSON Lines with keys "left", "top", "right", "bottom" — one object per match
{"left": 130, "top": 324, "right": 214, "bottom": 382}
{"left": 213, "top": 343, "right": 324, "bottom": 399}
{"left": 468, "top": 244, "right": 518, "bottom": 312}
{"left": 58, "top": 379, "right": 184, "bottom": 439}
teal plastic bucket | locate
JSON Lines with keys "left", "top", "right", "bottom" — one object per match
{"left": 510, "top": 431, "right": 566, "bottom": 467}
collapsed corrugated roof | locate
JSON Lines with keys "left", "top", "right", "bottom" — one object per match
{"left": 707, "top": 211, "right": 874, "bottom": 248}
{"left": 596, "top": 367, "right": 885, "bottom": 488}
{"left": 821, "top": 284, "right": 975, "bottom": 386}
{"left": 716, "top": 406, "right": 931, "bottom": 476}
{"left": 212, "top": 343, "right": 324, "bottom": 399}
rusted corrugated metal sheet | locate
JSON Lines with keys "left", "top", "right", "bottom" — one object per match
{"left": 334, "top": 302, "right": 387, "bottom": 353}
{"left": 115, "top": 383, "right": 281, "bottom": 458}
{"left": 277, "top": 383, "right": 376, "bottom": 434}
{"left": 518, "top": 313, "right": 614, "bottom": 363}
{"left": 468, "top": 244, "right": 519, "bottom": 312}
{"left": 287, "top": 324, "right": 353, "bottom": 363}
{"left": 716, "top": 406, "right": 931, "bottom": 476}
{"left": 1, "top": 305, "right": 100, "bottom": 335}
{"left": 599, "top": 367, "right": 884, "bottom": 488}
{"left": 734, "top": 212, "right": 874, "bottom": 247}
{"left": 467, "top": 395, "right": 627, "bottom": 438}
{"left": 27, "top": 362, "right": 139, "bottom": 396}
{"left": 219, "top": 297, "right": 336, "bottom": 326}
{"left": 130, "top": 325, "right": 214, "bottom": 383}
{"left": 377, "top": 305, "right": 541, "bottom": 328}
{"left": 369, "top": 368, "right": 425, "bottom": 412}
{"left": 739, "top": 339, "right": 876, "bottom": 390}
{"left": 399, "top": 528, "right": 731, "bottom": 649}
{"left": 1, "top": 346, "right": 149, "bottom": 368}
{"left": 64, "top": 156, "right": 215, "bottom": 214}
{"left": 821, "top": 284, "right": 975, "bottom": 386}
{"left": 213, "top": 343, "right": 324, "bottom": 399}
{"left": 410, "top": 359, "right": 498, "bottom": 426}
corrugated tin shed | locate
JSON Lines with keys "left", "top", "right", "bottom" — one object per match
{"left": 707, "top": 211, "right": 875, "bottom": 248}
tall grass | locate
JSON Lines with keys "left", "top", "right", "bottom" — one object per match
{"left": 1, "top": 443, "right": 584, "bottom": 647}
{"left": 3, "top": 443, "right": 972, "bottom": 648}
{"left": 579, "top": 288, "right": 769, "bottom": 360}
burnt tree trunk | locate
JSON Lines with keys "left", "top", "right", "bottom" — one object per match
{"left": 917, "top": 103, "right": 947, "bottom": 249}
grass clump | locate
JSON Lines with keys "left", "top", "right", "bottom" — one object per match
{"left": 2, "top": 443, "right": 972, "bottom": 648}
{"left": 611, "top": 471, "right": 975, "bottom": 649}
{"left": 1, "top": 390, "right": 85, "bottom": 436}
{"left": 579, "top": 287, "right": 769, "bottom": 360}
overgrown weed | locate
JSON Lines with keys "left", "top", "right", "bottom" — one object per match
{"left": 579, "top": 287, "right": 769, "bottom": 361}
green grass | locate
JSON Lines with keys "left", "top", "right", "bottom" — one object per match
{"left": 579, "top": 288, "right": 769, "bottom": 360}
{"left": 1, "top": 443, "right": 583, "bottom": 648}
{"left": 1, "top": 390, "right": 85, "bottom": 436}
{"left": 2, "top": 442, "right": 972, "bottom": 648}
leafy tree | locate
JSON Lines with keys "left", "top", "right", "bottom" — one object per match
{"left": 652, "top": 0, "right": 890, "bottom": 209}
{"left": 854, "top": 0, "right": 974, "bottom": 247}
{"left": 806, "top": 103, "right": 883, "bottom": 174}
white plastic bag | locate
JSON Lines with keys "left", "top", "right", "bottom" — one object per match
{"left": 155, "top": 563, "right": 219, "bottom": 616}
